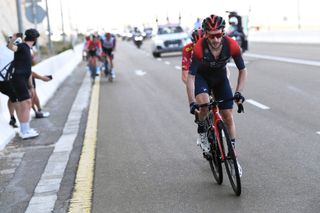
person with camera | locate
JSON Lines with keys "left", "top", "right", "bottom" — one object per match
{"left": 7, "top": 29, "right": 40, "bottom": 139}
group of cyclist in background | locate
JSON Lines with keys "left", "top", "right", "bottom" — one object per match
{"left": 83, "top": 32, "right": 116, "bottom": 83}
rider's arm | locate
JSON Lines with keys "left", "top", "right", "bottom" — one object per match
{"left": 232, "top": 53, "right": 247, "bottom": 94}
{"left": 113, "top": 37, "right": 116, "bottom": 51}
{"left": 235, "top": 68, "right": 247, "bottom": 94}
{"left": 84, "top": 40, "right": 91, "bottom": 50}
{"left": 228, "top": 37, "right": 247, "bottom": 93}
{"left": 97, "top": 40, "right": 102, "bottom": 49}
{"left": 186, "top": 74, "right": 195, "bottom": 104}
{"left": 96, "top": 40, "right": 102, "bottom": 55}
{"left": 186, "top": 56, "right": 200, "bottom": 104}
{"left": 181, "top": 44, "right": 192, "bottom": 84}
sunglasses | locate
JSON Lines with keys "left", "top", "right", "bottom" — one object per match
{"left": 207, "top": 32, "right": 224, "bottom": 39}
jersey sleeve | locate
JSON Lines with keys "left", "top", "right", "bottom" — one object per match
{"left": 189, "top": 55, "right": 201, "bottom": 76}
{"left": 181, "top": 43, "right": 193, "bottom": 71}
{"left": 188, "top": 38, "right": 204, "bottom": 75}
{"left": 84, "top": 41, "right": 91, "bottom": 49}
{"left": 96, "top": 40, "right": 102, "bottom": 49}
{"left": 227, "top": 37, "right": 246, "bottom": 70}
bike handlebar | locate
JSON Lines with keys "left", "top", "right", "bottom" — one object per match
{"left": 198, "top": 97, "right": 245, "bottom": 113}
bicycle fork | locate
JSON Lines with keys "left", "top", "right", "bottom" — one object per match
{"left": 212, "top": 108, "right": 227, "bottom": 162}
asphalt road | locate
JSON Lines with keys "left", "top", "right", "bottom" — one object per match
{"left": 0, "top": 39, "right": 319, "bottom": 213}
{"left": 92, "top": 40, "right": 320, "bottom": 213}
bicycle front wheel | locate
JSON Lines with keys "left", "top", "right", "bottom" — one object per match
{"left": 89, "top": 64, "right": 96, "bottom": 81}
{"left": 208, "top": 128, "right": 223, "bottom": 184}
{"left": 218, "top": 120, "right": 241, "bottom": 196}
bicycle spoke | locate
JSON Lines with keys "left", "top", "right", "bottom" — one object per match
{"left": 207, "top": 123, "right": 223, "bottom": 184}
{"left": 218, "top": 121, "right": 241, "bottom": 196}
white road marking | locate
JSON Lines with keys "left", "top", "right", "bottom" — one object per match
{"left": 316, "top": 131, "right": 320, "bottom": 135}
{"left": 245, "top": 53, "right": 320, "bottom": 67}
{"left": 164, "top": 61, "right": 171, "bottom": 65}
{"left": 228, "top": 61, "right": 248, "bottom": 68}
{"left": 135, "top": 70, "right": 147, "bottom": 76}
{"left": 228, "top": 63, "right": 237, "bottom": 67}
{"left": 287, "top": 85, "right": 316, "bottom": 100}
{"left": 175, "top": 65, "right": 181, "bottom": 70}
{"left": 246, "top": 99, "right": 270, "bottom": 110}
{"left": 157, "top": 58, "right": 162, "bottom": 61}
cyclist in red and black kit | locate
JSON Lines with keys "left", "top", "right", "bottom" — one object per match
{"left": 186, "top": 15, "right": 247, "bottom": 169}
{"left": 181, "top": 28, "right": 204, "bottom": 84}
{"left": 182, "top": 28, "right": 232, "bottom": 85}
{"left": 85, "top": 34, "right": 102, "bottom": 59}
{"left": 84, "top": 35, "right": 102, "bottom": 82}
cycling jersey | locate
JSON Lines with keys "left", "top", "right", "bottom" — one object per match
{"left": 102, "top": 36, "right": 116, "bottom": 49}
{"left": 189, "top": 36, "right": 246, "bottom": 109}
{"left": 190, "top": 36, "right": 245, "bottom": 76}
{"left": 85, "top": 40, "right": 102, "bottom": 56}
{"left": 181, "top": 42, "right": 194, "bottom": 72}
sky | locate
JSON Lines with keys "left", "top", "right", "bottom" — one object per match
{"left": 42, "top": 0, "right": 320, "bottom": 35}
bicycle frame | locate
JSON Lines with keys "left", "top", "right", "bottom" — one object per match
{"left": 211, "top": 105, "right": 227, "bottom": 162}
{"left": 88, "top": 56, "right": 97, "bottom": 66}
{"left": 201, "top": 96, "right": 244, "bottom": 195}
{"left": 203, "top": 96, "right": 241, "bottom": 161}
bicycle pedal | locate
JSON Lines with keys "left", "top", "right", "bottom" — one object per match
{"left": 203, "top": 152, "right": 212, "bottom": 160}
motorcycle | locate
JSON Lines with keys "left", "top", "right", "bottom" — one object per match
{"left": 226, "top": 11, "right": 248, "bottom": 52}
{"left": 227, "top": 29, "right": 248, "bottom": 53}
{"left": 133, "top": 34, "right": 143, "bottom": 48}
{"left": 226, "top": 27, "right": 244, "bottom": 51}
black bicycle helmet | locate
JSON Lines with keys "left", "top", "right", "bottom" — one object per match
{"left": 202, "top": 15, "right": 226, "bottom": 32}
{"left": 191, "top": 28, "right": 204, "bottom": 43}
{"left": 24, "top": 28, "right": 40, "bottom": 41}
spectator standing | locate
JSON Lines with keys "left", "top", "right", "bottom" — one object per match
{"left": 30, "top": 71, "right": 52, "bottom": 118}
{"left": 194, "top": 17, "right": 202, "bottom": 30}
{"left": 7, "top": 29, "right": 40, "bottom": 139}
{"left": 0, "top": 42, "right": 18, "bottom": 127}
{"left": 30, "top": 49, "right": 51, "bottom": 118}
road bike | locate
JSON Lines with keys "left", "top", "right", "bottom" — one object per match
{"left": 87, "top": 53, "right": 98, "bottom": 84}
{"left": 101, "top": 52, "right": 114, "bottom": 82}
{"left": 199, "top": 96, "right": 244, "bottom": 196}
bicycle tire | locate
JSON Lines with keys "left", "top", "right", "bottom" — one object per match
{"left": 89, "top": 64, "right": 96, "bottom": 81}
{"left": 218, "top": 120, "right": 241, "bottom": 196}
{"left": 104, "top": 60, "right": 109, "bottom": 77}
{"left": 207, "top": 127, "right": 223, "bottom": 184}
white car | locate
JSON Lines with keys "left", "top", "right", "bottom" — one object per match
{"left": 151, "top": 24, "right": 191, "bottom": 58}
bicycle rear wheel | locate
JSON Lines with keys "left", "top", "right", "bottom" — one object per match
{"left": 208, "top": 128, "right": 223, "bottom": 184}
{"left": 89, "top": 64, "right": 96, "bottom": 82}
{"left": 104, "top": 60, "right": 110, "bottom": 77}
{"left": 218, "top": 121, "right": 241, "bottom": 196}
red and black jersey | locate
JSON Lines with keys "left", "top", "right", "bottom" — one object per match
{"left": 85, "top": 40, "right": 102, "bottom": 51}
{"left": 189, "top": 36, "right": 245, "bottom": 77}
{"left": 181, "top": 42, "right": 194, "bottom": 72}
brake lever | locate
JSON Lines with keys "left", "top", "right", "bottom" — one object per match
{"left": 237, "top": 103, "right": 244, "bottom": 113}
